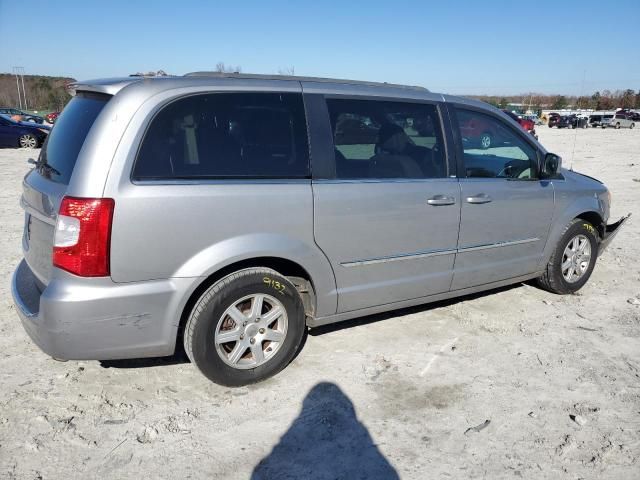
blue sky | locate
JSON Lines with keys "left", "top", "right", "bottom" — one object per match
{"left": 1, "top": 0, "right": 638, "bottom": 95}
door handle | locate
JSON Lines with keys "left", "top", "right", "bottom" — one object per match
{"left": 427, "top": 195, "right": 456, "bottom": 206}
{"left": 466, "top": 193, "right": 492, "bottom": 204}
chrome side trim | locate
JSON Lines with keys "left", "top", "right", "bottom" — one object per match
{"left": 458, "top": 237, "right": 539, "bottom": 253}
{"left": 341, "top": 248, "right": 456, "bottom": 267}
{"left": 340, "top": 237, "right": 539, "bottom": 268}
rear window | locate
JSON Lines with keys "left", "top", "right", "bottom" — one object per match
{"left": 133, "top": 93, "right": 309, "bottom": 180}
{"left": 38, "top": 93, "right": 109, "bottom": 184}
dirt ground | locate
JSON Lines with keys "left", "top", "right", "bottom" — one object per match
{"left": 0, "top": 126, "right": 639, "bottom": 480}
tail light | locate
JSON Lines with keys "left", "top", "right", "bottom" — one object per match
{"left": 53, "top": 197, "right": 115, "bottom": 277}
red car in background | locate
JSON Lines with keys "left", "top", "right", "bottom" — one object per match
{"left": 45, "top": 112, "right": 60, "bottom": 124}
{"left": 502, "top": 110, "right": 538, "bottom": 139}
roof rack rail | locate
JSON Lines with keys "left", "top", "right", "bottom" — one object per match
{"left": 183, "top": 72, "right": 428, "bottom": 92}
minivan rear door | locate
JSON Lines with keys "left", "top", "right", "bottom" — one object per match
{"left": 21, "top": 93, "right": 110, "bottom": 285}
{"left": 306, "top": 92, "right": 461, "bottom": 313}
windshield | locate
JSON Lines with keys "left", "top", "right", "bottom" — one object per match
{"left": 38, "top": 93, "right": 110, "bottom": 184}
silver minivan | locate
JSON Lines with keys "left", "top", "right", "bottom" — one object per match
{"left": 601, "top": 113, "right": 635, "bottom": 129}
{"left": 12, "top": 73, "right": 629, "bottom": 386}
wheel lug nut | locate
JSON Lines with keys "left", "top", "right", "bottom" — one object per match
{"left": 240, "top": 334, "right": 244, "bottom": 340}
{"left": 250, "top": 338, "right": 256, "bottom": 344}
{"left": 259, "top": 328, "right": 265, "bottom": 334}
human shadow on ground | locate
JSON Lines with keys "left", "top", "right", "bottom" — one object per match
{"left": 251, "top": 382, "right": 399, "bottom": 480}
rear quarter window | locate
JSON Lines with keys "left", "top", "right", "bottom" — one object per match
{"left": 133, "top": 92, "right": 310, "bottom": 180}
{"left": 38, "top": 93, "right": 110, "bottom": 184}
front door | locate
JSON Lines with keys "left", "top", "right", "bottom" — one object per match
{"left": 312, "top": 97, "right": 461, "bottom": 312}
{"left": 451, "top": 107, "right": 554, "bottom": 290}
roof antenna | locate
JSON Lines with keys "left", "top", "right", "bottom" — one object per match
{"left": 569, "top": 70, "right": 586, "bottom": 171}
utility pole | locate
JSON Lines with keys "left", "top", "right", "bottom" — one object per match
{"left": 12, "top": 67, "right": 28, "bottom": 110}
{"left": 13, "top": 67, "right": 22, "bottom": 109}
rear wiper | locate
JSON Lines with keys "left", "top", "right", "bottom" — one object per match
{"left": 28, "top": 158, "right": 61, "bottom": 176}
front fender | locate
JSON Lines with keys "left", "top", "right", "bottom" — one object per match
{"left": 173, "top": 233, "right": 338, "bottom": 317}
{"left": 540, "top": 195, "right": 604, "bottom": 267}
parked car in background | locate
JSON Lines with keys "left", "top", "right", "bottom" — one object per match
{"left": 502, "top": 110, "right": 537, "bottom": 139}
{"left": 45, "top": 112, "right": 61, "bottom": 124}
{"left": 11, "top": 73, "right": 629, "bottom": 386}
{"left": 556, "top": 115, "right": 588, "bottom": 129}
{"left": 0, "top": 114, "right": 50, "bottom": 148}
{"left": 601, "top": 113, "right": 635, "bottom": 129}
{"left": 548, "top": 113, "right": 561, "bottom": 128}
{"left": 589, "top": 115, "right": 603, "bottom": 128}
{"left": 0, "top": 108, "right": 44, "bottom": 124}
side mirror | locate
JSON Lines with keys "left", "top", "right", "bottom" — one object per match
{"left": 542, "top": 153, "right": 561, "bottom": 178}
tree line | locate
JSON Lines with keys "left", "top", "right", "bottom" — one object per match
{"left": 2, "top": 71, "right": 637, "bottom": 115}
{"left": 472, "top": 89, "right": 640, "bottom": 112}
{"left": 0, "top": 74, "right": 75, "bottom": 111}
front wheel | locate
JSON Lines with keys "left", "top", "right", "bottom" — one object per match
{"left": 19, "top": 134, "right": 38, "bottom": 148}
{"left": 184, "top": 268, "right": 306, "bottom": 386}
{"left": 631, "top": 123, "right": 635, "bottom": 129}
{"left": 537, "top": 219, "right": 598, "bottom": 294}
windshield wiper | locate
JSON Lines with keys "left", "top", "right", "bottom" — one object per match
{"left": 28, "top": 157, "right": 61, "bottom": 176}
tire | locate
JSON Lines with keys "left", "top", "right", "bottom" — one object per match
{"left": 18, "top": 134, "right": 38, "bottom": 149}
{"left": 616, "top": 123, "right": 621, "bottom": 129}
{"left": 537, "top": 219, "right": 599, "bottom": 294}
{"left": 631, "top": 123, "right": 635, "bottom": 129}
{"left": 184, "top": 267, "right": 306, "bottom": 386}
{"left": 479, "top": 132, "right": 492, "bottom": 149}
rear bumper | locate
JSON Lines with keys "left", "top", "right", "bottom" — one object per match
{"left": 11, "top": 259, "right": 194, "bottom": 360}
{"left": 599, "top": 214, "right": 631, "bottom": 256}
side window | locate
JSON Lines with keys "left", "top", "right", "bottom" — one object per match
{"left": 133, "top": 93, "right": 309, "bottom": 179}
{"left": 456, "top": 108, "right": 538, "bottom": 180}
{"left": 326, "top": 98, "right": 447, "bottom": 179}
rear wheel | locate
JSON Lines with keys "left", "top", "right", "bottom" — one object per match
{"left": 19, "top": 134, "right": 38, "bottom": 148}
{"left": 631, "top": 123, "right": 635, "bottom": 129}
{"left": 537, "top": 219, "right": 598, "bottom": 294}
{"left": 184, "top": 268, "right": 306, "bottom": 386}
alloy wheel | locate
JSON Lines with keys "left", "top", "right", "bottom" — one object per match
{"left": 214, "top": 293, "right": 288, "bottom": 369}
{"left": 19, "top": 135, "right": 37, "bottom": 148}
{"left": 561, "top": 234, "right": 592, "bottom": 283}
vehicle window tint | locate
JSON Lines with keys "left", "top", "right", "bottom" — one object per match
{"left": 37, "top": 93, "right": 109, "bottom": 184}
{"left": 326, "top": 98, "right": 446, "bottom": 179}
{"left": 456, "top": 108, "right": 538, "bottom": 180}
{"left": 134, "top": 93, "right": 309, "bottom": 179}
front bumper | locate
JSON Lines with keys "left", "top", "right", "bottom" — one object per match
{"left": 599, "top": 214, "right": 631, "bottom": 256}
{"left": 11, "top": 259, "right": 193, "bottom": 360}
